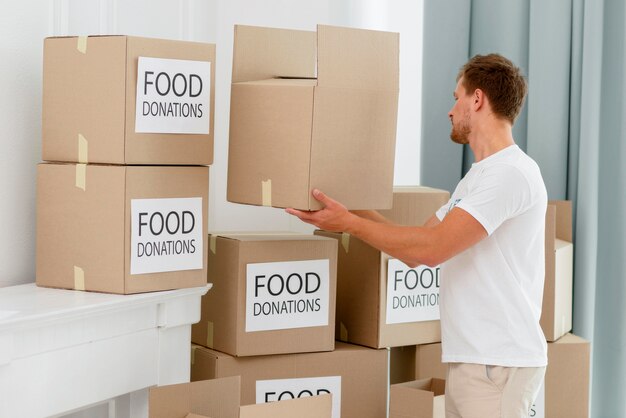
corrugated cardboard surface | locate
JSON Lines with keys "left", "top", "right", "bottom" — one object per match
{"left": 36, "top": 163, "right": 208, "bottom": 294}
{"left": 546, "top": 333, "right": 590, "bottom": 418}
{"left": 149, "top": 376, "right": 240, "bottom": 418}
{"left": 390, "top": 343, "right": 446, "bottom": 385}
{"left": 415, "top": 343, "right": 446, "bottom": 380}
{"left": 239, "top": 394, "right": 332, "bottom": 418}
{"left": 390, "top": 346, "right": 417, "bottom": 384}
{"left": 228, "top": 24, "right": 399, "bottom": 210}
{"left": 191, "top": 342, "right": 388, "bottom": 418}
{"left": 378, "top": 187, "right": 450, "bottom": 226}
{"left": 42, "top": 35, "right": 215, "bottom": 165}
{"left": 192, "top": 234, "right": 337, "bottom": 356}
{"left": 315, "top": 230, "right": 382, "bottom": 347}
{"left": 316, "top": 231, "right": 441, "bottom": 348}
{"left": 315, "top": 187, "right": 448, "bottom": 347}
{"left": 390, "top": 378, "right": 445, "bottom": 418}
{"left": 231, "top": 25, "right": 316, "bottom": 83}
{"left": 227, "top": 82, "right": 314, "bottom": 209}
{"left": 542, "top": 201, "right": 573, "bottom": 341}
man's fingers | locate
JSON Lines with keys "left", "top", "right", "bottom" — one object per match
{"left": 285, "top": 208, "right": 313, "bottom": 220}
{"left": 312, "top": 189, "right": 333, "bottom": 207}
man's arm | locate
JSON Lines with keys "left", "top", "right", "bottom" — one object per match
{"left": 349, "top": 210, "right": 392, "bottom": 224}
{"left": 286, "top": 190, "right": 486, "bottom": 267}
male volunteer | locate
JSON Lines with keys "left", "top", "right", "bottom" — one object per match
{"left": 286, "top": 54, "right": 547, "bottom": 418}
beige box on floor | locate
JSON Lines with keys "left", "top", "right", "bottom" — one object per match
{"left": 149, "top": 376, "right": 332, "bottom": 418}
{"left": 149, "top": 376, "right": 240, "bottom": 418}
{"left": 315, "top": 187, "right": 449, "bottom": 348}
{"left": 227, "top": 24, "right": 399, "bottom": 210}
{"left": 541, "top": 200, "right": 574, "bottom": 341}
{"left": 43, "top": 35, "right": 215, "bottom": 165}
{"left": 36, "top": 163, "right": 208, "bottom": 294}
{"left": 191, "top": 233, "right": 337, "bottom": 356}
{"left": 390, "top": 378, "right": 445, "bottom": 418}
{"left": 531, "top": 333, "right": 590, "bottom": 418}
{"left": 191, "top": 342, "right": 388, "bottom": 418}
{"left": 240, "top": 394, "right": 332, "bottom": 418}
{"left": 390, "top": 343, "right": 447, "bottom": 384}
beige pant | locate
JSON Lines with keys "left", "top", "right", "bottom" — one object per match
{"left": 445, "top": 363, "right": 546, "bottom": 418}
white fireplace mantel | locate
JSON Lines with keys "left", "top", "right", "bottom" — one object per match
{"left": 0, "top": 283, "right": 210, "bottom": 418}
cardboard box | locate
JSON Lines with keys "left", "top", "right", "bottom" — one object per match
{"left": 389, "top": 378, "right": 445, "bottom": 418}
{"left": 149, "top": 376, "right": 332, "bottom": 418}
{"left": 390, "top": 343, "right": 446, "bottom": 384}
{"left": 377, "top": 186, "right": 450, "bottom": 225}
{"left": 43, "top": 35, "right": 215, "bottom": 165}
{"left": 149, "top": 376, "right": 240, "bottom": 418}
{"left": 191, "top": 342, "right": 388, "bottom": 418}
{"left": 541, "top": 201, "right": 573, "bottom": 341}
{"left": 227, "top": 24, "right": 399, "bottom": 210}
{"left": 240, "top": 394, "right": 332, "bottom": 418}
{"left": 36, "top": 163, "right": 208, "bottom": 294}
{"left": 529, "top": 333, "right": 590, "bottom": 418}
{"left": 192, "top": 234, "right": 337, "bottom": 356}
{"left": 314, "top": 187, "right": 449, "bottom": 348}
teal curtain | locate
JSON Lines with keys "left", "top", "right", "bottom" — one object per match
{"left": 421, "top": 0, "right": 626, "bottom": 416}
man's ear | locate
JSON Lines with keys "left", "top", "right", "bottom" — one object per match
{"left": 472, "top": 89, "right": 485, "bottom": 111}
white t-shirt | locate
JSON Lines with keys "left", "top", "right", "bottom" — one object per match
{"left": 435, "top": 144, "right": 548, "bottom": 367}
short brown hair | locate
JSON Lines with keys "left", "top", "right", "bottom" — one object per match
{"left": 457, "top": 53, "right": 527, "bottom": 124}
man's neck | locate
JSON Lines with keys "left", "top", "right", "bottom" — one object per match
{"left": 468, "top": 120, "right": 515, "bottom": 162}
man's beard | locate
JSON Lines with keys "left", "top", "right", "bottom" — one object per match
{"left": 450, "top": 118, "right": 470, "bottom": 145}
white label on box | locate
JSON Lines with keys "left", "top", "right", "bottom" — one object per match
{"left": 256, "top": 376, "right": 342, "bottom": 418}
{"left": 135, "top": 57, "right": 211, "bottom": 134}
{"left": 130, "top": 197, "right": 203, "bottom": 275}
{"left": 245, "top": 259, "right": 330, "bottom": 332}
{"left": 529, "top": 379, "right": 545, "bottom": 418}
{"left": 385, "top": 259, "right": 440, "bottom": 324}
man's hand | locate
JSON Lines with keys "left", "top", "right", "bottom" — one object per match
{"left": 285, "top": 189, "right": 355, "bottom": 232}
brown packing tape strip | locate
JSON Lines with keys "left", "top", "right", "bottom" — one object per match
{"left": 209, "top": 235, "right": 217, "bottom": 254}
{"left": 206, "top": 321, "right": 214, "bottom": 348}
{"left": 341, "top": 233, "right": 350, "bottom": 252}
{"left": 78, "top": 134, "right": 88, "bottom": 163}
{"left": 74, "top": 266, "right": 85, "bottom": 291}
{"left": 77, "top": 36, "right": 87, "bottom": 54}
{"left": 191, "top": 344, "right": 198, "bottom": 365}
{"left": 261, "top": 179, "right": 272, "bottom": 207}
{"left": 340, "top": 322, "right": 348, "bottom": 341}
{"left": 75, "top": 164, "right": 86, "bottom": 191}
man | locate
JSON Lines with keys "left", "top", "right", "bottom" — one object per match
{"left": 286, "top": 53, "right": 547, "bottom": 418}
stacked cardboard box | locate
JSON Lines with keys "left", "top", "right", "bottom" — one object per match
{"left": 542, "top": 200, "right": 574, "bottom": 341}
{"left": 183, "top": 23, "right": 402, "bottom": 418}
{"left": 149, "top": 376, "right": 332, "bottom": 418}
{"left": 191, "top": 342, "right": 388, "bottom": 418}
{"left": 189, "top": 233, "right": 389, "bottom": 418}
{"left": 36, "top": 35, "right": 215, "bottom": 293}
{"left": 227, "top": 24, "right": 399, "bottom": 210}
{"left": 191, "top": 233, "right": 338, "bottom": 356}
{"left": 315, "top": 186, "right": 449, "bottom": 348}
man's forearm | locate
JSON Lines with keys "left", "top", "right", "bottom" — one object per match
{"left": 345, "top": 214, "right": 439, "bottom": 267}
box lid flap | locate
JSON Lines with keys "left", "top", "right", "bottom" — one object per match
{"left": 149, "top": 376, "right": 240, "bottom": 418}
{"left": 389, "top": 384, "right": 434, "bottom": 417}
{"left": 239, "top": 394, "right": 332, "bottom": 418}
{"left": 316, "top": 25, "right": 398, "bottom": 90}
{"left": 232, "top": 25, "right": 316, "bottom": 83}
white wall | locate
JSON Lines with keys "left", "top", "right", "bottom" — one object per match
{"left": 0, "top": 0, "right": 423, "bottom": 289}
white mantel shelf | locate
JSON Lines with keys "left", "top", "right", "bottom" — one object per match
{"left": 0, "top": 283, "right": 211, "bottom": 418}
